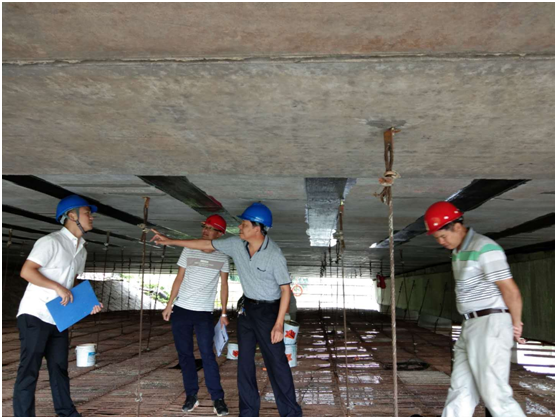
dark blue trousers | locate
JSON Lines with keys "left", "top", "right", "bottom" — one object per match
{"left": 237, "top": 300, "right": 302, "bottom": 417}
{"left": 13, "top": 314, "right": 79, "bottom": 417}
{"left": 171, "top": 306, "right": 225, "bottom": 400}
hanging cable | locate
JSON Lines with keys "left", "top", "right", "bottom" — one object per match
{"left": 107, "top": 261, "right": 116, "bottom": 312}
{"left": 337, "top": 201, "right": 351, "bottom": 415}
{"left": 154, "top": 246, "right": 166, "bottom": 311}
{"left": 400, "top": 250, "right": 414, "bottom": 321}
{"left": 147, "top": 245, "right": 166, "bottom": 351}
{"left": 121, "top": 249, "right": 125, "bottom": 334}
{"left": 417, "top": 278, "right": 430, "bottom": 324}
{"left": 373, "top": 127, "right": 401, "bottom": 417}
{"left": 328, "top": 245, "right": 333, "bottom": 278}
{"left": 127, "top": 257, "right": 132, "bottom": 315}
{"left": 434, "top": 281, "right": 449, "bottom": 334}
{"left": 96, "top": 232, "right": 111, "bottom": 352}
{"left": 3, "top": 229, "right": 13, "bottom": 298}
{"left": 135, "top": 197, "right": 150, "bottom": 416}
{"left": 100, "top": 232, "right": 111, "bottom": 305}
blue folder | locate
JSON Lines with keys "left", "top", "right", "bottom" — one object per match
{"left": 46, "top": 280, "right": 100, "bottom": 332}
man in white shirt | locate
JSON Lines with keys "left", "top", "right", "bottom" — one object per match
{"left": 424, "top": 201, "right": 526, "bottom": 417}
{"left": 162, "top": 215, "right": 230, "bottom": 416}
{"left": 13, "top": 195, "right": 103, "bottom": 417}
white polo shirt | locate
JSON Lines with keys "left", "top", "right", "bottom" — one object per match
{"left": 17, "top": 227, "right": 87, "bottom": 325}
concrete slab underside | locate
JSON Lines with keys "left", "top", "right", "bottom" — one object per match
{"left": 2, "top": 3, "right": 555, "bottom": 278}
{"left": 2, "top": 311, "right": 554, "bottom": 417}
{"left": 3, "top": 58, "right": 554, "bottom": 178}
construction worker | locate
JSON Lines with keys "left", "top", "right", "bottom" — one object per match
{"left": 161, "top": 215, "right": 230, "bottom": 416}
{"left": 151, "top": 203, "right": 302, "bottom": 417}
{"left": 13, "top": 195, "right": 103, "bottom": 417}
{"left": 424, "top": 201, "right": 526, "bottom": 417}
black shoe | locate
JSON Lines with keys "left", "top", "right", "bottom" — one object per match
{"left": 182, "top": 394, "right": 199, "bottom": 412}
{"left": 213, "top": 399, "right": 229, "bottom": 416}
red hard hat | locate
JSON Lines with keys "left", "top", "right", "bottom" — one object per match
{"left": 424, "top": 202, "right": 463, "bottom": 235}
{"left": 202, "top": 215, "right": 227, "bottom": 233}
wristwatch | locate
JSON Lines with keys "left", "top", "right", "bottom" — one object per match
{"left": 221, "top": 314, "right": 228, "bottom": 317}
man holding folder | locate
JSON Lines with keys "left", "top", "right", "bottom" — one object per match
{"left": 161, "top": 215, "right": 230, "bottom": 416}
{"left": 13, "top": 195, "right": 103, "bottom": 417}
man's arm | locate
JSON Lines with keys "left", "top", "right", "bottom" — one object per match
{"left": 496, "top": 277, "right": 525, "bottom": 343}
{"left": 20, "top": 260, "right": 74, "bottom": 306}
{"left": 150, "top": 229, "right": 214, "bottom": 251}
{"left": 162, "top": 267, "right": 186, "bottom": 321}
{"left": 219, "top": 272, "right": 229, "bottom": 328}
{"left": 271, "top": 284, "right": 291, "bottom": 344}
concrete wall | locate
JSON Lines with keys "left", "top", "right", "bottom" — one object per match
{"left": 378, "top": 250, "right": 555, "bottom": 343}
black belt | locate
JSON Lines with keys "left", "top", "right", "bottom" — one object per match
{"left": 463, "top": 308, "right": 509, "bottom": 320}
{"left": 244, "top": 296, "right": 280, "bottom": 305}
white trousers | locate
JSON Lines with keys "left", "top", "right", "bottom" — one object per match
{"left": 442, "top": 313, "right": 526, "bottom": 417}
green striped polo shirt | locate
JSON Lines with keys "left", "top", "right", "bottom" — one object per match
{"left": 452, "top": 228, "right": 511, "bottom": 315}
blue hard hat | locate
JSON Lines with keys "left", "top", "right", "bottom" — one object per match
{"left": 238, "top": 203, "right": 273, "bottom": 228}
{"left": 56, "top": 195, "right": 98, "bottom": 223}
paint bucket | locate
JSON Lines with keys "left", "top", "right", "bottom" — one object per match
{"left": 284, "top": 320, "right": 300, "bottom": 345}
{"left": 75, "top": 343, "right": 97, "bottom": 367}
{"left": 285, "top": 344, "right": 297, "bottom": 368}
{"left": 227, "top": 343, "right": 239, "bottom": 360}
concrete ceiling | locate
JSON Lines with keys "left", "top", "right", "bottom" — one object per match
{"left": 2, "top": 3, "right": 555, "bottom": 278}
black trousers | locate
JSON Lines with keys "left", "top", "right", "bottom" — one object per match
{"left": 13, "top": 314, "right": 79, "bottom": 417}
{"left": 171, "top": 306, "right": 225, "bottom": 400}
{"left": 237, "top": 299, "right": 302, "bottom": 417}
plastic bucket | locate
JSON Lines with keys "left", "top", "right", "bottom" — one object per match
{"left": 227, "top": 343, "right": 239, "bottom": 360}
{"left": 75, "top": 343, "right": 97, "bottom": 367}
{"left": 284, "top": 320, "right": 300, "bottom": 345}
{"left": 285, "top": 344, "right": 297, "bottom": 367}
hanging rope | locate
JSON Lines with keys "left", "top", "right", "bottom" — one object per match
{"left": 99, "top": 232, "right": 111, "bottom": 305}
{"left": 434, "top": 281, "right": 449, "bottom": 334}
{"left": 154, "top": 246, "right": 166, "bottom": 310}
{"left": 398, "top": 250, "right": 413, "bottom": 321}
{"left": 127, "top": 257, "right": 132, "bottom": 314}
{"left": 135, "top": 197, "right": 150, "bottom": 416}
{"left": 417, "top": 278, "right": 430, "bottom": 324}
{"left": 107, "top": 261, "right": 116, "bottom": 312}
{"left": 96, "top": 232, "right": 111, "bottom": 352}
{"left": 146, "top": 250, "right": 155, "bottom": 351}
{"left": 404, "top": 280, "right": 416, "bottom": 322}
{"left": 3, "top": 229, "right": 13, "bottom": 298}
{"left": 147, "top": 245, "right": 166, "bottom": 351}
{"left": 337, "top": 201, "right": 351, "bottom": 415}
{"left": 121, "top": 249, "right": 125, "bottom": 334}
{"left": 329, "top": 245, "right": 333, "bottom": 278}
{"left": 373, "top": 127, "right": 401, "bottom": 417}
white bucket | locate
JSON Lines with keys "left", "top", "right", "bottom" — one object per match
{"left": 227, "top": 343, "right": 239, "bottom": 360}
{"left": 285, "top": 344, "right": 297, "bottom": 368}
{"left": 75, "top": 343, "right": 97, "bottom": 367}
{"left": 284, "top": 320, "right": 300, "bottom": 345}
